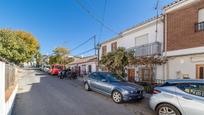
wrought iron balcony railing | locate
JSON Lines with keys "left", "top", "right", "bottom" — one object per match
{"left": 195, "top": 21, "right": 204, "bottom": 32}
{"left": 129, "top": 42, "right": 162, "bottom": 57}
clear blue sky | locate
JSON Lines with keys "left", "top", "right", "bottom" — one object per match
{"left": 0, "top": 0, "right": 174, "bottom": 56}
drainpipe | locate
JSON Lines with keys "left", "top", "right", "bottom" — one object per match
{"left": 164, "top": 14, "right": 169, "bottom": 80}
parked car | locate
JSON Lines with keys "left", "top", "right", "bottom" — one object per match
{"left": 149, "top": 79, "right": 204, "bottom": 115}
{"left": 84, "top": 72, "right": 144, "bottom": 103}
{"left": 49, "top": 64, "right": 64, "bottom": 75}
{"left": 43, "top": 65, "right": 51, "bottom": 73}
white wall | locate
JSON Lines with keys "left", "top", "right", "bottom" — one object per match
{"left": 167, "top": 54, "right": 204, "bottom": 79}
{"left": 0, "top": 61, "right": 5, "bottom": 115}
{"left": 100, "top": 18, "right": 164, "bottom": 58}
{"left": 0, "top": 62, "right": 18, "bottom": 115}
{"left": 99, "top": 18, "right": 164, "bottom": 81}
{"left": 78, "top": 61, "right": 97, "bottom": 74}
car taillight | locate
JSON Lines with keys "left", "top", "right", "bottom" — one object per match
{"left": 152, "top": 89, "right": 161, "bottom": 94}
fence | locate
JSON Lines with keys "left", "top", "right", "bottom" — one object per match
{"left": 5, "top": 64, "right": 16, "bottom": 91}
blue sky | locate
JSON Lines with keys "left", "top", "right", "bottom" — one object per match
{"left": 0, "top": 0, "right": 174, "bottom": 56}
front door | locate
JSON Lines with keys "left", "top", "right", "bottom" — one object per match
{"left": 196, "top": 64, "right": 204, "bottom": 79}
{"left": 140, "top": 67, "right": 152, "bottom": 82}
{"left": 128, "top": 69, "right": 135, "bottom": 82}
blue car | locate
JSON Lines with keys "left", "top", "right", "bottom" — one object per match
{"left": 84, "top": 72, "right": 144, "bottom": 103}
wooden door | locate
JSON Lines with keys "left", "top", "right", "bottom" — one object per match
{"left": 196, "top": 64, "right": 204, "bottom": 79}
{"left": 128, "top": 69, "right": 135, "bottom": 82}
{"left": 141, "top": 68, "right": 152, "bottom": 82}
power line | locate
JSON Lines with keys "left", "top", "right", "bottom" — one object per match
{"left": 74, "top": 48, "right": 95, "bottom": 56}
{"left": 74, "top": 0, "right": 122, "bottom": 37}
{"left": 98, "top": 0, "right": 107, "bottom": 43}
{"left": 70, "top": 36, "right": 94, "bottom": 52}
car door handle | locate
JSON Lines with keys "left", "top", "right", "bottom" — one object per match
{"left": 182, "top": 96, "right": 192, "bottom": 100}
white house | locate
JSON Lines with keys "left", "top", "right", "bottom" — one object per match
{"left": 69, "top": 55, "right": 97, "bottom": 76}
{"left": 100, "top": 16, "right": 164, "bottom": 82}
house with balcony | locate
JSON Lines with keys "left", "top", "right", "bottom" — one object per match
{"left": 99, "top": 16, "right": 164, "bottom": 82}
{"left": 163, "top": 0, "right": 204, "bottom": 80}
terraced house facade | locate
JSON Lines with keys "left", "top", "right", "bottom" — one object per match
{"left": 99, "top": 16, "right": 164, "bottom": 83}
{"left": 163, "top": 0, "right": 204, "bottom": 80}
{"left": 99, "top": 0, "right": 204, "bottom": 82}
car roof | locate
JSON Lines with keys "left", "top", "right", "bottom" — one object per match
{"left": 166, "top": 79, "right": 204, "bottom": 84}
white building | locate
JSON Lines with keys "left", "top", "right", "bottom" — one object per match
{"left": 69, "top": 56, "right": 97, "bottom": 76}
{"left": 100, "top": 16, "right": 164, "bottom": 82}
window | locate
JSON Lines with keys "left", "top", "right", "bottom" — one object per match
{"left": 102, "top": 45, "right": 107, "bottom": 55}
{"left": 196, "top": 8, "right": 204, "bottom": 31}
{"left": 196, "top": 65, "right": 204, "bottom": 79}
{"left": 88, "top": 65, "right": 92, "bottom": 73}
{"left": 89, "top": 73, "right": 97, "bottom": 79}
{"left": 135, "top": 34, "right": 148, "bottom": 46}
{"left": 177, "top": 83, "right": 204, "bottom": 97}
{"left": 111, "top": 42, "right": 117, "bottom": 52}
{"left": 198, "top": 8, "right": 204, "bottom": 23}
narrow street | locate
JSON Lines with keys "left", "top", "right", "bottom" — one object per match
{"left": 12, "top": 69, "right": 154, "bottom": 115}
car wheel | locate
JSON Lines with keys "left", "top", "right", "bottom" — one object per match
{"left": 156, "top": 103, "right": 181, "bottom": 115}
{"left": 84, "top": 83, "right": 90, "bottom": 91}
{"left": 112, "top": 90, "right": 123, "bottom": 103}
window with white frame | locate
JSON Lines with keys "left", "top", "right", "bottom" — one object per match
{"left": 135, "top": 34, "right": 148, "bottom": 46}
{"left": 198, "top": 8, "right": 204, "bottom": 23}
{"left": 196, "top": 8, "right": 204, "bottom": 31}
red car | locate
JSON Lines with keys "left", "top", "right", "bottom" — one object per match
{"left": 49, "top": 64, "right": 64, "bottom": 75}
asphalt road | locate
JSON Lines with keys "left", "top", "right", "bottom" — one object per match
{"left": 12, "top": 69, "right": 155, "bottom": 115}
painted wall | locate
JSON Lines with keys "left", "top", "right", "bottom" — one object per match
{"left": 99, "top": 18, "right": 164, "bottom": 81}
{"left": 100, "top": 18, "right": 164, "bottom": 58}
{"left": 0, "top": 61, "right": 5, "bottom": 115}
{"left": 167, "top": 54, "right": 204, "bottom": 79}
{"left": 78, "top": 61, "right": 97, "bottom": 74}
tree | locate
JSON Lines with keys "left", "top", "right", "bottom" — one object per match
{"left": 15, "top": 31, "right": 40, "bottom": 60}
{"left": 0, "top": 29, "right": 40, "bottom": 64}
{"left": 100, "top": 47, "right": 130, "bottom": 78}
{"left": 49, "top": 47, "right": 72, "bottom": 64}
{"left": 35, "top": 51, "right": 42, "bottom": 66}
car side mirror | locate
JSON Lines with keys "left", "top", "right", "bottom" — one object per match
{"left": 101, "top": 79, "right": 107, "bottom": 82}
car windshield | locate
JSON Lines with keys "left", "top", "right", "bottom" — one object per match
{"left": 100, "top": 73, "right": 120, "bottom": 82}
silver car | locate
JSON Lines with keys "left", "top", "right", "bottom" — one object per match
{"left": 149, "top": 79, "right": 204, "bottom": 115}
{"left": 84, "top": 72, "right": 144, "bottom": 103}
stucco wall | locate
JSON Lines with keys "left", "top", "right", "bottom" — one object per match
{"left": 0, "top": 61, "right": 5, "bottom": 115}
{"left": 167, "top": 54, "right": 204, "bottom": 79}
{"left": 99, "top": 19, "right": 164, "bottom": 59}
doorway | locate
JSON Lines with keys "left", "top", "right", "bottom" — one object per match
{"left": 196, "top": 64, "right": 204, "bottom": 79}
{"left": 139, "top": 67, "right": 153, "bottom": 82}
{"left": 128, "top": 69, "right": 135, "bottom": 82}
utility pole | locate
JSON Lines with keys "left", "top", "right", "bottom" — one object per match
{"left": 93, "top": 35, "right": 97, "bottom": 55}
{"left": 96, "top": 43, "right": 100, "bottom": 72}
{"left": 93, "top": 35, "right": 100, "bottom": 71}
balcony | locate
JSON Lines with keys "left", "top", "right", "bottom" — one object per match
{"left": 129, "top": 42, "right": 162, "bottom": 57}
{"left": 195, "top": 21, "right": 204, "bottom": 32}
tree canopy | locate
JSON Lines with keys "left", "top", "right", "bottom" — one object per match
{"left": 0, "top": 29, "right": 40, "bottom": 64}
{"left": 49, "top": 47, "right": 73, "bottom": 64}
{"left": 100, "top": 47, "right": 130, "bottom": 78}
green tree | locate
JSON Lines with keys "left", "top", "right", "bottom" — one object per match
{"left": 15, "top": 31, "right": 40, "bottom": 60}
{"left": 100, "top": 47, "right": 132, "bottom": 78}
{"left": 35, "top": 51, "right": 42, "bottom": 66}
{"left": 0, "top": 29, "right": 40, "bottom": 64}
{"left": 49, "top": 47, "right": 71, "bottom": 64}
